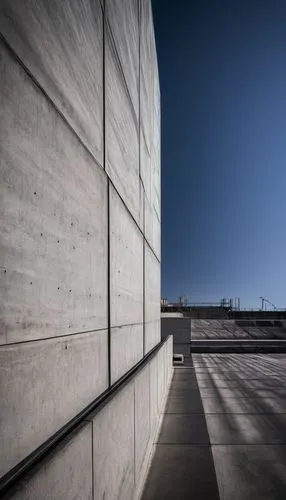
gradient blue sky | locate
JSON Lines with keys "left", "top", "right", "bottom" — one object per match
{"left": 152, "top": 0, "right": 286, "bottom": 309}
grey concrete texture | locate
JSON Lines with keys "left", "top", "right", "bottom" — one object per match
{"left": 161, "top": 318, "right": 191, "bottom": 343}
{"left": 1, "top": 0, "right": 161, "bottom": 487}
{"left": 110, "top": 185, "right": 143, "bottom": 327}
{"left": 194, "top": 353, "right": 286, "bottom": 500}
{"left": 142, "top": 444, "right": 219, "bottom": 500}
{"left": 145, "top": 195, "right": 161, "bottom": 261}
{"left": 91, "top": 337, "right": 172, "bottom": 500}
{"left": 140, "top": 0, "right": 154, "bottom": 156}
{"left": 92, "top": 383, "right": 135, "bottom": 500}
{"left": 5, "top": 423, "right": 93, "bottom": 500}
{"left": 0, "top": 42, "right": 108, "bottom": 344}
{"left": 105, "top": 23, "right": 140, "bottom": 225}
{"left": 145, "top": 244, "right": 160, "bottom": 325}
{"left": 111, "top": 323, "right": 143, "bottom": 384}
{"left": 212, "top": 445, "right": 286, "bottom": 500}
{"left": 0, "top": 0, "right": 104, "bottom": 166}
{"left": 0, "top": 330, "right": 108, "bottom": 478}
{"left": 135, "top": 365, "right": 150, "bottom": 483}
{"left": 173, "top": 343, "right": 191, "bottom": 355}
{"left": 142, "top": 361, "right": 219, "bottom": 500}
{"left": 191, "top": 319, "right": 286, "bottom": 340}
{"left": 145, "top": 320, "right": 161, "bottom": 354}
{"left": 149, "top": 356, "right": 159, "bottom": 431}
{"left": 106, "top": 0, "right": 139, "bottom": 119}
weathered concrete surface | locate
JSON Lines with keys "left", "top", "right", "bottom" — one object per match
{"left": 0, "top": 42, "right": 108, "bottom": 345}
{"left": 105, "top": 24, "right": 140, "bottom": 225}
{"left": 1, "top": 338, "right": 172, "bottom": 500}
{"left": 135, "top": 365, "right": 150, "bottom": 483}
{"left": 110, "top": 186, "right": 143, "bottom": 327}
{"left": 6, "top": 423, "right": 93, "bottom": 500}
{"left": 145, "top": 244, "right": 160, "bottom": 353}
{"left": 195, "top": 353, "right": 286, "bottom": 500}
{"left": 0, "top": 0, "right": 161, "bottom": 489}
{"left": 111, "top": 323, "right": 143, "bottom": 384}
{"left": 91, "top": 337, "right": 172, "bottom": 500}
{"left": 173, "top": 343, "right": 191, "bottom": 355}
{"left": 161, "top": 318, "right": 191, "bottom": 355}
{"left": 0, "top": 330, "right": 108, "bottom": 478}
{"left": 106, "top": 0, "right": 139, "bottom": 118}
{"left": 92, "top": 338, "right": 172, "bottom": 500}
{"left": 149, "top": 356, "right": 159, "bottom": 431}
{"left": 191, "top": 319, "right": 286, "bottom": 340}
{"left": 145, "top": 197, "right": 160, "bottom": 261}
{"left": 0, "top": 0, "right": 104, "bottom": 166}
{"left": 92, "top": 383, "right": 135, "bottom": 500}
{"left": 145, "top": 244, "right": 160, "bottom": 324}
{"left": 140, "top": 0, "right": 153, "bottom": 200}
{"left": 145, "top": 320, "right": 161, "bottom": 354}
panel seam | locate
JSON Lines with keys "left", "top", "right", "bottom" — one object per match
{"left": 0, "top": 33, "right": 103, "bottom": 171}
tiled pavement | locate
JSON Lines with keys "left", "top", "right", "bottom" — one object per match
{"left": 142, "top": 353, "right": 286, "bottom": 500}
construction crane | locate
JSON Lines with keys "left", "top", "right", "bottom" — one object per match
{"left": 259, "top": 296, "right": 277, "bottom": 311}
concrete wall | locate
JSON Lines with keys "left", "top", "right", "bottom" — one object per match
{"left": 0, "top": 0, "right": 160, "bottom": 482}
{"left": 4, "top": 337, "right": 173, "bottom": 500}
{"left": 161, "top": 317, "right": 191, "bottom": 355}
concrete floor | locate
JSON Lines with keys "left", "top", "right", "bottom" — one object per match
{"left": 142, "top": 353, "right": 286, "bottom": 500}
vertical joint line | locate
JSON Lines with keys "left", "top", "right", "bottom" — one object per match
{"left": 138, "top": 0, "right": 141, "bottom": 178}
{"left": 103, "top": 0, "right": 106, "bottom": 171}
{"left": 103, "top": 0, "right": 111, "bottom": 387}
{"left": 133, "top": 382, "right": 136, "bottom": 489}
{"left": 139, "top": 0, "right": 145, "bottom": 357}
{"left": 91, "top": 422, "right": 94, "bottom": 500}
{"left": 143, "top": 229, "right": 145, "bottom": 356}
{"left": 107, "top": 180, "right": 111, "bottom": 387}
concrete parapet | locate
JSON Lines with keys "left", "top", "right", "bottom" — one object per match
{"left": 3, "top": 337, "right": 173, "bottom": 500}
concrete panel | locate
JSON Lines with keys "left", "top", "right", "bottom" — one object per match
{"left": 145, "top": 197, "right": 160, "bottom": 261}
{"left": 212, "top": 445, "right": 286, "bottom": 500}
{"left": 152, "top": 32, "right": 161, "bottom": 156}
{"left": 145, "top": 244, "right": 160, "bottom": 325}
{"left": 141, "top": 141, "right": 152, "bottom": 203}
{"left": 7, "top": 423, "right": 93, "bottom": 500}
{"left": 149, "top": 356, "right": 159, "bottom": 433}
{"left": 106, "top": 0, "right": 139, "bottom": 118}
{"left": 173, "top": 343, "right": 191, "bottom": 356}
{"left": 157, "top": 347, "right": 165, "bottom": 413}
{"left": 167, "top": 337, "right": 174, "bottom": 384}
{"left": 140, "top": 0, "right": 153, "bottom": 198}
{"left": 142, "top": 444, "right": 220, "bottom": 500}
{"left": 135, "top": 365, "right": 150, "bottom": 484}
{"left": 0, "top": 43, "right": 108, "bottom": 344}
{"left": 0, "top": 0, "right": 103, "bottom": 166}
{"left": 92, "top": 383, "right": 135, "bottom": 500}
{"left": 145, "top": 321, "right": 161, "bottom": 354}
{"left": 106, "top": 25, "right": 140, "bottom": 223}
{"left": 161, "top": 318, "right": 191, "bottom": 342}
{"left": 111, "top": 324, "right": 143, "bottom": 384}
{"left": 139, "top": 179, "right": 145, "bottom": 232}
{"left": 0, "top": 330, "right": 108, "bottom": 478}
{"left": 110, "top": 186, "right": 143, "bottom": 326}
{"left": 151, "top": 145, "right": 161, "bottom": 222}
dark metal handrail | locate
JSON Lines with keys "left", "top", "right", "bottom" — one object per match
{"left": 0, "top": 336, "right": 171, "bottom": 497}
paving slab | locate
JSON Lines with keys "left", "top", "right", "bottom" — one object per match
{"left": 206, "top": 405, "right": 286, "bottom": 445}
{"left": 213, "top": 444, "right": 286, "bottom": 500}
{"left": 168, "top": 386, "right": 201, "bottom": 398}
{"left": 165, "top": 396, "right": 204, "bottom": 414}
{"left": 142, "top": 444, "right": 220, "bottom": 500}
{"left": 202, "top": 396, "right": 286, "bottom": 414}
{"left": 158, "top": 414, "right": 209, "bottom": 444}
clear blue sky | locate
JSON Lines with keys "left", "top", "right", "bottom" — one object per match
{"left": 152, "top": 0, "right": 286, "bottom": 309}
